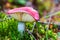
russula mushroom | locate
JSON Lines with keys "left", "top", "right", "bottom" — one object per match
{"left": 7, "top": 7, "right": 39, "bottom": 35}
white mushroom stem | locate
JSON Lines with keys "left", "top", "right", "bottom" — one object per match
{"left": 18, "top": 22, "right": 25, "bottom": 34}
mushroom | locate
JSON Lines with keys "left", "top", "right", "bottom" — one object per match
{"left": 7, "top": 7, "right": 39, "bottom": 39}
{"left": 7, "top": 7, "right": 39, "bottom": 22}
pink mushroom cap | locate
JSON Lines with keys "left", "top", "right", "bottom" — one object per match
{"left": 7, "top": 7, "right": 39, "bottom": 21}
